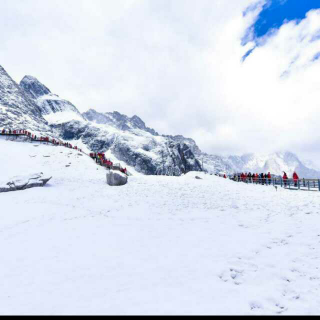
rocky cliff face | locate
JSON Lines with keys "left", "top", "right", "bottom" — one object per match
{"left": 52, "top": 118, "right": 202, "bottom": 176}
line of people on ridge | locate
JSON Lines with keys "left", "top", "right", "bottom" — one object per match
{"left": 1, "top": 128, "right": 129, "bottom": 175}
{"left": 233, "top": 171, "right": 300, "bottom": 187}
{"left": 1, "top": 129, "right": 83, "bottom": 151}
{"left": 90, "top": 152, "right": 128, "bottom": 175}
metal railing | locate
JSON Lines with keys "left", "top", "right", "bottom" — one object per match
{"left": 232, "top": 177, "right": 320, "bottom": 191}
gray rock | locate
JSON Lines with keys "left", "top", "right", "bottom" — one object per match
{"left": 195, "top": 176, "right": 202, "bottom": 180}
{"left": 106, "top": 170, "right": 128, "bottom": 187}
{"left": 0, "top": 173, "right": 52, "bottom": 193}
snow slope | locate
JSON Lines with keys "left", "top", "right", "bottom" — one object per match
{"left": 1, "top": 138, "right": 320, "bottom": 315}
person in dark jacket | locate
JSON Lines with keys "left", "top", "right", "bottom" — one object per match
{"left": 283, "top": 172, "right": 288, "bottom": 187}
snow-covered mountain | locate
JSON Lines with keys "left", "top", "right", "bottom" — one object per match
{"left": 1, "top": 64, "right": 319, "bottom": 178}
{"left": 0, "top": 66, "right": 52, "bottom": 136}
{"left": 2, "top": 66, "right": 202, "bottom": 176}
{"left": 53, "top": 114, "right": 202, "bottom": 176}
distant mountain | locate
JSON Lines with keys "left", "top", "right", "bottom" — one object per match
{"left": 226, "top": 152, "right": 320, "bottom": 178}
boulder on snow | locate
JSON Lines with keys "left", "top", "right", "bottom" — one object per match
{"left": 106, "top": 170, "right": 128, "bottom": 187}
{"left": 195, "top": 176, "right": 202, "bottom": 180}
{"left": 0, "top": 173, "right": 52, "bottom": 193}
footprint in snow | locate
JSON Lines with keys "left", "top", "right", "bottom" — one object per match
{"left": 250, "top": 301, "right": 263, "bottom": 311}
{"left": 219, "top": 268, "right": 244, "bottom": 285}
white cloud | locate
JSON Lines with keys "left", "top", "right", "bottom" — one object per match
{"left": 1, "top": 0, "right": 320, "bottom": 164}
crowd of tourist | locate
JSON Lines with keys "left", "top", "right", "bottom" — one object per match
{"left": 231, "top": 171, "right": 300, "bottom": 186}
{"left": 90, "top": 153, "right": 128, "bottom": 175}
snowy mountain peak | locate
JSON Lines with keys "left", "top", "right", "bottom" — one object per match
{"left": 83, "top": 109, "right": 159, "bottom": 136}
{"left": 20, "top": 75, "right": 51, "bottom": 99}
{"left": 19, "top": 75, "right": 84, "bottom": 124}
{"left": 0, "top": 65, "right": 50, "bottom": 134}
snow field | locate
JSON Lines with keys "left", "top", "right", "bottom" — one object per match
{"left": 1, "top": 139, "right": 320, "bottom": 315}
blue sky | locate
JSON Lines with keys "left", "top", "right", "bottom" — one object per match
{"left": 247, "top": 0, "right": 320, "bottom": 41}
{"left": 243, "top": 0, "right": 320, "bottom": 61}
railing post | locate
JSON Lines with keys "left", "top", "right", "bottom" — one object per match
{"left": 298, "top": 180, "right": 300, "bottom": 190}
{"left": 281, "top": 178, "right": 283, "bottom": 188}
{"left": 318, "top": 180, "right": 320, "bottom": 192}
{"left": 308, "top": 181, "right": 310, "bottom": 191}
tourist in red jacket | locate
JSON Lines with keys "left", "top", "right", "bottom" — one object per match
{"left": 293, "top": 172, "right": 299, "bottom": 187}
{"left": 267, "top": 172, "right": 272, "bottom": 185}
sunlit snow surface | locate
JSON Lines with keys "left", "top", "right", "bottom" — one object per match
{"left": 1, "top": 138, "right": 320, "bottom": 315}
